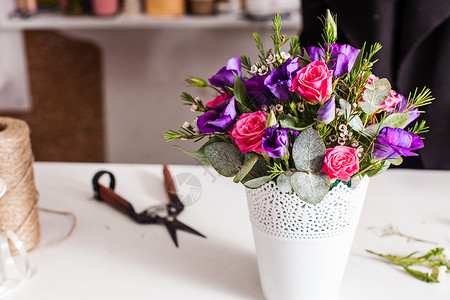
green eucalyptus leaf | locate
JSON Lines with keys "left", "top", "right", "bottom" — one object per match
{"left": 243, "top": 176, "right": 270, "bottom": 189}
{"left": 292, "top": 127, "right": 326, "bottom": 173}
{"left": 174, "top": 145, "right": 209, "bottom": 164}
{"left": 348, "top": 115, "right": 364, "bottom": 132}
{"left": 174, "top": 136, "right": 227, "bottom": 164}
{"left": 363, "top": 123, "right": 383, "bottom": 137}
{"left": 388, "top": 156, "right": 403, "bottom": 166}
{"left": 277, "top": 173, "right": 293, "bottom": 193}
{"left": 290, "top": 172, "right": 330, "bottom": 205}
{"left": 383, "top": 113, "right": 410, "bottom": 129}
{"left": 364, "top": 160, "right": 390, "bottom": 177}
{"left": 359, "top": 101, "right": 379, "bottom": 115}
{"left": 204, "top": 142, "right": 245, "bottom": 177}
{"left": 362, "top": 78, "right": 391, "bottom": 107}
{"left": 339, "top": 98, "right": 351, "bottom": 118}
{"left": 233, "top": 154, "right": 259, "bottom": 183}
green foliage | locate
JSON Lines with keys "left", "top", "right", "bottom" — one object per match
{"left": 165, "top": 11, "right": 434, "bottom": 206}
{"left": 204, "top": 142, "right": 245, "bottom": 177}
{"left": 290, "top": 172, "right": 330, "bottom": 205}
{"left": 388, "top": 156, "right": 403, "bottom": 166}
{"left": 364, "top": 160, "right": 390, "bottom": 177}
{"left": 233, "top": 73, "right": 252, "bottom": 113}
{"left": 292, "top": 128, "right": 326, "bottom": 173}
{"left": 383, "top": 113, "right": 409, "bottom": 129}
{"left": 173, "top": 136, "right": 227, "bottom": 164}
{"left": 349, "top": 43, "right": 365, "bottom": 83}
{"left": 253, "top": 33, "right": 266, "bottom": 60}
{"left": 163, "top": 130, "right": 208, "bottom": 142}
{"left": 289, "top": 35, "right": 301, "bottom": 58}
{"left": 367, "top": 248, "right": 449, "bottom": 283}
{"left": 240, "top": 55, "right": 252, "bottom": 71}
{"left": 408, "top": 87, "right": 434, "bottom": 109}
{"left": 243, "top": 176, "right": 270, "bottom": 189}
{"left": 277, "top": 173, "right": 293, "bottom": 193}
{"left": 410, "top": 120, "right": 429, "bottom": 136}
{"left": 360, "top": 78, "right": 391, "bottom": 115}
{"left": 279, "top": 115, "right": 312, "bottom": 131}
{"left": 233, "top": 154, "right": 259, "bottom": 183}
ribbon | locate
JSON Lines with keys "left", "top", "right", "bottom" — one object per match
{"left": 0, "top": 230, "right": 33, "bottom": 296}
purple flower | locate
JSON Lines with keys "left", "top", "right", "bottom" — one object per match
{"left": 393, "top": 95, "right": 420, "bottom": 128}
{"left": 264, "top": 58, "right": 301, "bottom": 101}
{"left": 261, "top": 126, "right": 290, "bottom": 158}
{"left": 302, "top": 44, "right": 360, "bottom": 78}
{"left": 373, "top": 127, "right": 424, "bottom": 160}
{"left": 197, "top": 97, "right": 237, "bottom": 133}
{"left": 244, "top": 76, "right": 274, "bottom": 106}
{"left": 208, "top": 57, "right": 242, "bottom": 90}
{"left": 317, "top": 95, "right": 336, "bottom": 124}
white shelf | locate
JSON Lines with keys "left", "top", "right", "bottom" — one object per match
{"left": 0, "top": 11, "right": 301, "bottom": 31}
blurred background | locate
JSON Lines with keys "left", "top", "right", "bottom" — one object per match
{"left": 0, "top": 0, "right": 448, "bottom": 168}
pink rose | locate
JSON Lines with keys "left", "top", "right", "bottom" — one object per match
{"left": 378, "top": 90, "right": 403, "bottom": 112}
{"left": 322, "top": 146, "right": 359, "bottom": 182}
{"left": 229, "top": 111, "right": 267, "bottom": 153}
{"left": 206, "top": 93, "right": 231, "bottom": 108}
{"left": 289, "top": 61, "right": 333, "bottom": 104}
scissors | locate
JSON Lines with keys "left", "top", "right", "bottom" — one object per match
{"left": 92, "top": 165, "right": 206, "bottom": 247}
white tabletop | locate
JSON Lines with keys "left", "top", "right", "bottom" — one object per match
{"left": 3, "top": 162, "right": 450, "bottom": 299}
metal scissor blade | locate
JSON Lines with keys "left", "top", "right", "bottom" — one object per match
{"left": 164, "top": 218, "right": 207, "bottom": 248}
{"left": 164, "top": 219, "right": 179, "bottom": 248}
{"left": 172, "top": 219, "right": 206, "bottom": 239}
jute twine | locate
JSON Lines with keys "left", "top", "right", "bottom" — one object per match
{"left": 0, "top": 117, "right": 40, "bottom": 255}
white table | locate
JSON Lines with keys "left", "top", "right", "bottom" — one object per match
{"left": 3, "top": 162, "right": 450, "bottom": 299}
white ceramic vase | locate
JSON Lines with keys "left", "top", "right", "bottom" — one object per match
{"left": 246, "top": 176, "right": 370, "bottom": 300}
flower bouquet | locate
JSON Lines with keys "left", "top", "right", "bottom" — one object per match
{"left": 164, "top": 12, "right": 432, "bottom": 204}
{"left": 164, "top": 10, "right": 433, "bottom": 300}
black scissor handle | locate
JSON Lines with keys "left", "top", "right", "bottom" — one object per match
{"left": 93, "top": 170, "right": 116, "bottom": 200}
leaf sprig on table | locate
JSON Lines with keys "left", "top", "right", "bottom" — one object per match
{"left": 367, "top": 248, "right": 450, "bottom": 283}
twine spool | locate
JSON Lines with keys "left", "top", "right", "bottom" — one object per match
{"left": 0, "top": 117, "right": 40, "bottom": 254}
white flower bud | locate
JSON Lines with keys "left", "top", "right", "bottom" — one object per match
{"left": 266, "top": 53, "right": 276, "bottom": 64}
{"left": 258, "top": 65, "right": 268, "bottom": 76}
{"left": 336, "top": 108, "right": 345, "bottom": 116}
{"left": 182, "top": 121, "right": 190, "bottom": 129}
{"left": 280, "top": 51, "right": 291, "bottom": 60}
{"left": 339, "top": 124, "right": 347, "bottom": 132}
{"left": 250, "top": 65, "right": 258, "bottom": 74}
{"left": 190, "top": 104, "right": 198, "bottom": 112}
{"left": 276, "top": 104, "right": 283, "bottom": 112}
{"left": 325, "top": 10, "right": 338, "bottom": 42}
